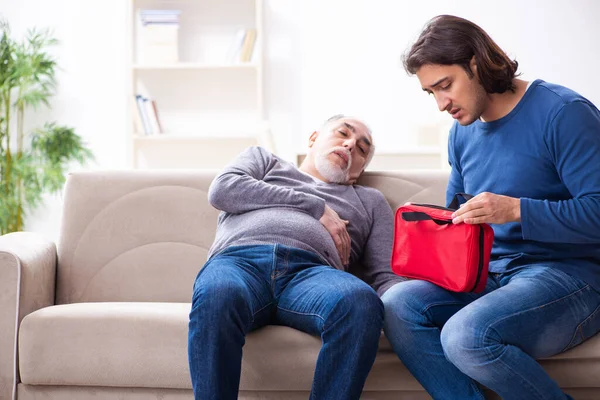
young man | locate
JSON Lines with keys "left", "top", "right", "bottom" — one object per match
{"left": 187, "top": 115, "right": 404, "bottom": 400}
{"left": 382, "top": 15, "right": 600, "bottom": 400}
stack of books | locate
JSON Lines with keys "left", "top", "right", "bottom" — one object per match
{"left": 137, "top": 9, "right": 181, "bottom": 64}
{"left": 132, "top": 94, "right": 163, "bottom": 135}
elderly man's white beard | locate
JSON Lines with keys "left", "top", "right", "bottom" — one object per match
{"left": 314, "top": 148, "right": 351, "bottom": 183}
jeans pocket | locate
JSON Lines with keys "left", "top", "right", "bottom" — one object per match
{"left": 562, "top": 302, "right": 600, "bottom": 352}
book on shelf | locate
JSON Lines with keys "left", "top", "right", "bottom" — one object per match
{"left": 131, "top": 97, "right": 145, "bottom": 134}
{"left": 226, "top": 29, "right": 247, "bottom": 64}
{"left": 137, "top": 9, "right": 181, "bottom": 64}
{"left": 240, "top": 29, "right": 257, "bottom": 63}
{"left": 134, "top": 94, "right": 163, "bottom": 135}
{"left": 150, "top": 100, "right": 164, "bottom": 134}
{"left": 226, "top": 28, "right": 257, "bottom": 64}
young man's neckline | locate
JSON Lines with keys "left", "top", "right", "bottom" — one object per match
{"left": 475, "top": 79, "right": 541, "bottom": 131}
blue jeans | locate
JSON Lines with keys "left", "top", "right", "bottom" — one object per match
{"left": 188, "top": 244, "right": 384, "bottom": 400}
{"left": 382, "top": 265, "right": 600, "bottom": 400}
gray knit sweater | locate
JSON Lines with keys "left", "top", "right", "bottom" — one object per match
{"left": 207, "top": 146, "right": 405, "bottom": 296}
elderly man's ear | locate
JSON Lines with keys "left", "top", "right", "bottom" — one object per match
{"left": 308, "top": 131, "right": 318, "bottom": 147}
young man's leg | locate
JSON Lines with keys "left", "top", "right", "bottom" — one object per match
{"left": 188, "top": 245, "right": 275, "bottom": 400}
{"left": 273, "top": 248, "right": 384, "bottom": 400}
{"left": 441, "top": 266, "right": 600, "bottom": 400}
{"left": 381, "top": 279, "right": 498, "bottom": 400}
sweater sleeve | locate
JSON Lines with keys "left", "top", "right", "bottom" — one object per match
{"left": 357, "top": 189, "right": 407, "bottom": 297}
{"left": 208, "top": 146, "right": 326, "bottom": 220}
{"left": 521, "top": 101, "right": 600, "bottom": 243}
{"left": 446, "top": 124, "right": 465, "bottom": 207}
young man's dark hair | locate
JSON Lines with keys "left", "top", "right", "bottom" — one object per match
{"left": 403, "top": 15, "right": 519, "bottom": 94}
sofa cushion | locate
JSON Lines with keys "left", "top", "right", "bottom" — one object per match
{"left": 17, "top": 302, "right": 421, "bottom": 391}
{"left": 57, "top": 172, "right": 220, "bottom": 305}
{"left": 18, "top": 302, "right": 600, "bottom": 390}
{"left": 55, "top": 171, "right": 450, "bottom": 305}
{"left": 19, "top": 303, "right": 192, "bottom": 389}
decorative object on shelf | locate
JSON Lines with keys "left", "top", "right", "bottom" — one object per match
{"left": 137, "top": 9, "right": 181, "bottom": 64}
{"left": 0, "top": 21, "right": 94, "bottom": 234}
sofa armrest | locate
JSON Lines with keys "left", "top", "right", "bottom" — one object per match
{"left": 0, "top": 232, "right": 56, "bottom": 400}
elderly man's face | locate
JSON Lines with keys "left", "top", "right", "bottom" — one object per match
{"left": 309, "top": 118, "right": 373, "bottom": 184}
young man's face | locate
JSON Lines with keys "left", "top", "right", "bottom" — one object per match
{"left": 416, "top": 62, "right": 488, "bottom": 126}
{"left": 309, "top": 118, "right": 373, "bottom": 184}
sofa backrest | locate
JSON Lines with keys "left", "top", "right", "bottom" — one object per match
{"left": 56, "top": 169, "right": 449, "bottom": 304}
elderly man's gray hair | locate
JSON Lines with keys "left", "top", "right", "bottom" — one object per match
{"left": 322, "top": 114, "right": 376, "bottom": 168}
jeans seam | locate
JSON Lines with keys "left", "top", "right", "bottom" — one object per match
{"left": 561, "top": 302, "right": 600, "bottom": 352}
{"left": 252, "top": 301, "right": 274, "bottom": 321}
{"left": 273, "top": 245, "right": 290, "bottom": 279}
{"left": 422, "top": 301, "right": 465, "bottom": 314}
{"left": 270, "top": 245, "right": 278, "bottom": 293}
{"left": 538, "top": 284, "right": 590, "bottom": 309}
{"left": 275, "top": 306, "right": 326, "bottom": 324}
{"left": 243, "top": 301, "right": 276, "bottom": 334}
{"left": 494, "top": 344, "right": 550, "bottom": 400}
{"left": 483, "top": 283, "right": 591, "bottom": 341}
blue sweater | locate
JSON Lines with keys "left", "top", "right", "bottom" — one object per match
{"left": 447, "top": 79, "right": 600, "bottom": 291}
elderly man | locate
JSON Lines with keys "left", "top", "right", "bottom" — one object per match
{"left": 187, "top": 115, "right": 404, "bottom": 400}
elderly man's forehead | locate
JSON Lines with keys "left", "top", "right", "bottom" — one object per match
{"left": 334, "top": 118, "right": 373, "bottom": 146}
{"left": 330, "top": 118, "right": 371, "bottom": 138}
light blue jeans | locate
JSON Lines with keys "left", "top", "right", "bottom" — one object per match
{"left": 188, "top": 244, "right": 384, "bottom": 400}
{"left": 382, "top": 265, "right": 600, "bottom": 400}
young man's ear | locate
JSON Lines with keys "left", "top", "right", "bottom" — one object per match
{"left": 469, "top": 56, "right": 478, "bottom": 75}
{"left": 308, "top": 131, "right": 319, "bottom": 148}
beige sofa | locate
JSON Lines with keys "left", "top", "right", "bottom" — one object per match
{"left": 1, "top": 170, "right": 599, "bottom": 400}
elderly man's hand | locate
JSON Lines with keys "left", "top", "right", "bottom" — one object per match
{"left": 319, "top": 205, "right": 351, "bottom": 265}
{"left": 451, "top": 192, "right": 521, "bottom": 225}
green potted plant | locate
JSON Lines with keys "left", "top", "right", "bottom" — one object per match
{"left": 0, "top": 20, "right": 93, "bottom": 234}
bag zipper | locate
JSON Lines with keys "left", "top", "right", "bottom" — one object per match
{"left": 411, "top": 203, "right": 456, "bottom": 211}
{"left": 470, "top": 226, "right": 485, "bottom": 292}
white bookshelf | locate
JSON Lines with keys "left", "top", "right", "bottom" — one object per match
{"left": 132, "top": 63, "right": 259, "bottom": 70}
{"left": 127, "top": 0, "right": 268, "bottom": 169}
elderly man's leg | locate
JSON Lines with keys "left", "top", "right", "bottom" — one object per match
{"left": 188, "top": 245, "right": 275, "bottom": 400}
{"left": 441, "top": 266, "right": 600, "bottom": 400}
{"left": 275, "top": 262, "right": 383, "bottom": 400}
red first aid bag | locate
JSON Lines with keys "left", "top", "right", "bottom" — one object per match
{"left": 391, "top": 193, "right": 494, "bottom": 293}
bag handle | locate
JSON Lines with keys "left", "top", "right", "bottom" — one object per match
{"left": 448, "top": 192, "right": 474, "bottom": 210}
{"left": 401, "top": 212, "right": 452, "bottom": 225}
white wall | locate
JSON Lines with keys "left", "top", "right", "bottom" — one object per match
{"left": 1, "top": 0, "right": 599, "bottom": 242}
{"left": 264, "top": 0, "right": 600, "bottom": 157}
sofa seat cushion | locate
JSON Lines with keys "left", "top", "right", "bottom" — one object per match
{"left": 16, "top": 302, "right": 416, "bottom": 391}
{"left": 19, "top": 303, "right": 193, "bottom": 389}
{"left": 18, "top": 302, "right": 600, "bottom": 390}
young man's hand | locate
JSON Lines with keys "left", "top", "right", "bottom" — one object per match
{"left": 451, "top": 192, "right": 521, "bottom": 225}
{"left": 319, "top": 204, "right": 351, "bottom": 265}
